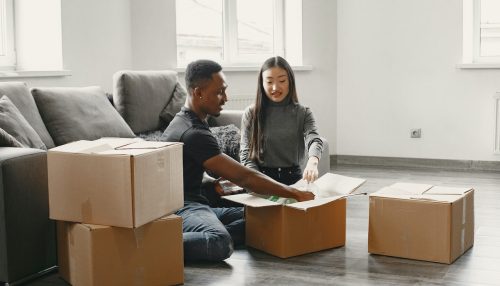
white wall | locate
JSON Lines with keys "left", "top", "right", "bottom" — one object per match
{"left": 130, "top": 0, "right": 338, "bottom": 154}
{"left": 337, "top": 0, "right": 500, "bottom": 161}
{"left": 9, "top": 0, "right": 133, "bottom": 91}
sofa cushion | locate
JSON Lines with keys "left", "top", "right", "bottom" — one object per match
{"left": 113, "top": 70, "right": 183, "bottom": 134}
{"left": 0, "top": 96, "right": 46, "bottom": 149}
{"left": 31, "top": 86, "right": 135, "bottom": 146}
{"left": 0, "top": 82, "right": 55, "bottom": 148}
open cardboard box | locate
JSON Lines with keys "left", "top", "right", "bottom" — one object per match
{"left": 225, "top": 173, "right": 366, "bottom": 258}
{"left": 48, "top": 137, "right": 184, "bottom": 228}
{"left": 368, "top": 183, "right": 474, "bottom": 264}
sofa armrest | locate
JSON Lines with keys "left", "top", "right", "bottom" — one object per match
{"left": 0, "top": 147, "right": 56, "bottom": 283}
{"left": 317, "top": 137, "right": 330, "bottom": 176}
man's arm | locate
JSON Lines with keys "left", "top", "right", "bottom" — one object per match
{"left": 203, "top": 153, "right": 314, "bottom": 202}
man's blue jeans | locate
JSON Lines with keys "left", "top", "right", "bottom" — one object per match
{"left": 175, "top": 201, "right": 245, "bottom": 261}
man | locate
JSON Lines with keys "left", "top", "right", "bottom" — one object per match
{"left": 162, "top": 59, "right": 314, "bottom": 261}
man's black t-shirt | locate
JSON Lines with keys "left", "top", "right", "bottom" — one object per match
{"left": 162, "top": 107, "right": 221, "bottom": 203}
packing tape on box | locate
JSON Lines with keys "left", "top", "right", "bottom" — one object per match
{"left": 134, "top": 227, "right": 145, "bottom": 249}
{"left": 134, "top": 266, "right": 145, "bottom": 286}
{"left": 81, "top": 200, "right": 93, "bottom": 222}
{"left": 461, "top": 195, "right": 467, "bottom": 253}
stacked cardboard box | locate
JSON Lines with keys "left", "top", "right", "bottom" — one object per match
{"left": 48, "top": 138, "right": 185, "bottom": 285}
{"left": 225, "top": 173, "right": 366, "bottom": 258}
{"left": 368, "top": 183, "right": 474, "bottom": 264}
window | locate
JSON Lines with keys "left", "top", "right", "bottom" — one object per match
{"left": 0, "top": 0, "right": 63, "bottom": 73}
{"left": 463, "top": 0, "right": 500, "bottom": 64}
{"left": 0, "top": 0, "right": 15, "bottom": 68}
{"left": 175, "top": 0, "right": 302, "bottom": 67}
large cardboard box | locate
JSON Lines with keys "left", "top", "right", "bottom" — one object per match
{"left": 57, "top": 215, "right": 184, "bottom": 286}
{"left": 48, "top": 138, "right": 183, "bottom": 228}
{"left": 368, "top": 183, "right": 474, "bottom": 264}
{"left": 225, "top": 173, "right": 366, "bottom": 258}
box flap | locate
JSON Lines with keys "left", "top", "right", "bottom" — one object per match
{"left": 223, "top": 193, "right": 280, "bottom": 207}
{"left": 314, "top": 173, "right": 366, "bottom": 196}
{"left": 96, "top": 148, "right": 160, "bottom": 156}
{"left": 370, "top": 182, "right": 433, "bottom": 197}
{"left": 414, "top": 194, "right": 464, "bottom": 203}
{"left": 424, "top": 186, "right": 473, "bottom": 195}
{"left": 95, "top": 137, "right": 144, "bottom": 149}
{"left": 371, "top": 184, "right": 472, "bottom": 203}
{"left": 290, "top": 173, "right": 366, "bottom": 199}
{"left": 116, "top": 141, "right": 181, "bottom": 150}
{"left": 49, "top": 140, "right": 113, "bottom": 154}
{"left": 286, "top": 195, "right": 345, "bottom": 211}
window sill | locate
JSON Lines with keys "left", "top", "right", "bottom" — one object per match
{"left": 457, "top": 63, "right": 500, "bottom": 69}
{"left": 0, "top": 70, "right": 72, "bottom": 78}
{"left": 174, "top": 65, "right": 313, "bottom": 73}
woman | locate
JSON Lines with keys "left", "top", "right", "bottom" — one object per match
{"left": 240, "top": 56, "right": 323, "bottom": 185}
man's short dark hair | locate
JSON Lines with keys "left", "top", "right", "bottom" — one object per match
{"left": 185, "top": 59, "right": 223, "bottom": 93}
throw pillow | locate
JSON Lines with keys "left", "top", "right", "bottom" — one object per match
{"left": 0, "top": 127, "right": 25, "bottom": 148}
{"left": 31, "top": 86, "right": 136, "bottom": 146}
{"left": 209, "top": 124, "right": 241, "bottom": 162}
{"left": 0, "top": 82, "right": 55, "bottom": 148}
{"left": 113, "top": 70, "right": 180, "bottom": 134}
{"left": 0, "top": 95, "right": 47, "bottom": 149}
{"left": 159, "top": 82, "right": 187, "bottom": 128}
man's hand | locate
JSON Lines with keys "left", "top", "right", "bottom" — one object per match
{"left": 290, "top": 188, "right": 315, "bottom": 202}
{"left": 303, "top": 156, "right": 319, "bottom": 183}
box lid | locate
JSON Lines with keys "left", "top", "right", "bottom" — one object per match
{"left": 298, "top": 173, "right": 367, "bottom": 198}
{"left": 95, "top": 137, "right": 144, "bottom": 149}
{"left": 370, "top": 183, "right": 473, "bottom": 203}
{"left": 49, "top": 138, "right": 181, "bottom": 157}
{"left": 224, "top": 193, "right": 353, "bottom": 211}
{"left": 224, "top": 173, "right": 366, "bottom": 210}
{"left": 223, "top": 193, "right": 281, "bottom": 208}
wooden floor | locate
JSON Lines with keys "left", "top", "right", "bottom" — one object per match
{"left": 23, "top": 164, "right": 500, "bottom": 286}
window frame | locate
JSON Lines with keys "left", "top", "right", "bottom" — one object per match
{"left": 176, "top": 0, "right": 293, "bottom": 67}
{"left": 0, "top": 0, "right": 16, "bottom": 69}
{"left": 464, "top": 0, "right": 500, "bottom": 64}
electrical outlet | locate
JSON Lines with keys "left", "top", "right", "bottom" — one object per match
{"left": 410, "top": 128, "right": 421, "bottom": 138}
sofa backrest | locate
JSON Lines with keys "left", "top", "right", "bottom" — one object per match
{"left": 0, "top": 82, "right": 55, "bottom": 148}
{"left": 112, "top": 70, "right": 187, "bottom": 134}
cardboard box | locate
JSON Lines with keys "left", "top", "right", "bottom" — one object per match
{"left": 368, "top": 183, "right": 474, "bottom": 264}
{"left": 225, "top": 173, "right": 366, "bottom": 258}
{"left": 57, "top": 215, "right": 184, "bottom": 286}
{"left": 48, "top": 138, "right": 183, "bottom": 228}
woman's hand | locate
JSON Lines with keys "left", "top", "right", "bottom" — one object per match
{"left": 303, "top": 156, "right": 319, "bottom": 183}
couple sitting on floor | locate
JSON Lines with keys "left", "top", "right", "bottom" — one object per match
{"left": 162, "top": 57, "right": 324, "bottom": 261}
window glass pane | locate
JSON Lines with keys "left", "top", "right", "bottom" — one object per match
{"left": 236, "top": 0, "right": 274, "bottom": 56}
{"left": 480, "top": 0, "right": 500, "bottom": 57}
{"left": 0, "top": 0, "right": 6, "bottom": 56}
{"left": 176, "top": 0, "right": 223, "bottom": 65}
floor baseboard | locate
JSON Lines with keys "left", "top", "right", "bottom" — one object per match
{"left": 331, "top": 155, "right": 500, "bottom": 172}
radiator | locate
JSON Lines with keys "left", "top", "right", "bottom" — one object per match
{"left": 225, "top": 96, "right": 254, "bottom": 110}
{"left": 495, "top": 93, "right": 500, "bottom": 154}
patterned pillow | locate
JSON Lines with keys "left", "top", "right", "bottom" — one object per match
{"left": 209, "top": 124, "right": 241, "bottom": 162}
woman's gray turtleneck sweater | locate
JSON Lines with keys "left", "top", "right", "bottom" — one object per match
{"left": 239, "top": 95, "right": 323, "bottom": 170}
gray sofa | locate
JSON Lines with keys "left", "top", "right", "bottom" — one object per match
{"left": 0, "top": 70, "right": 329, "bottom": 284}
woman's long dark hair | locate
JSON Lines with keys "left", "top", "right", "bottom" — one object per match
{"left": 249, "top": 56, "right": 299, "bottom": 163}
